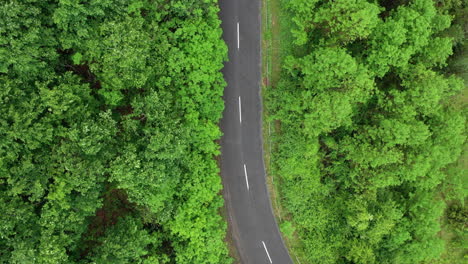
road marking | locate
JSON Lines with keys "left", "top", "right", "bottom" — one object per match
{"left": 262, "top": 241, "right": 273, "bottom": 263}
{"left": 237, "top": 22, "right": 240, "bottom": 49}
{"left": 243, "top": 164, "right": 250, "bottom": 190}
{"left": 238, "top": 96, "right": 242, "bottom": 123}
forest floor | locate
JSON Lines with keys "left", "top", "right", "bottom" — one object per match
{"left": 261, "top": 0, "right": 309, "bottom": 263}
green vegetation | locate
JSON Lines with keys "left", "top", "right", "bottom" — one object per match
{"left": 265, "top": 0, "right": 467, "bottom": 263}
{"left": 0, "top": 1, "right": 230, "bottom": 263}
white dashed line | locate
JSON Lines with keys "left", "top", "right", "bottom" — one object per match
{"left": 243, "top": 164, "right": 250, "bottom": 190}
{"left": 237, "top": 22, "right": 240, "bottom": 49}
{"left": 262, "top": 241, "right": 273, "bottom": 263}
{"left": 239, "top": 96, "right": 242, "bottom": 123}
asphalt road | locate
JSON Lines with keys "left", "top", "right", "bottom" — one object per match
{"left": 218, "top": 1, "right": 293, "bottom": 263}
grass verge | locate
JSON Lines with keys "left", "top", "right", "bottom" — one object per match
{"left": 261, "top": 0, "right": 309, "bottom": 263}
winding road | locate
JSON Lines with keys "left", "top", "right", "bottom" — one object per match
{"left": 219, "top": 1, "right": 293, "bottom": 263}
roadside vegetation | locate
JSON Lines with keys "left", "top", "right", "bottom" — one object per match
{"left": 0, "top": 1, "right": 231, "bottom": 263}
{"left": 264, "top": 0, "right": 467, "bottom": 263}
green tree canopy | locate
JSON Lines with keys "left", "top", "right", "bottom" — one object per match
{"left": 268, "top": 0, "right": 466, "bottom": 263}
{"left": 0, "top": 0, "right": 230, "bottom": 263}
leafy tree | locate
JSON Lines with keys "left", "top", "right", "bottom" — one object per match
{"left": 285, "top": 0, "right": 321, "bottom": 45}
{"left": 284, "top": 47, "right": 374, "bottom": 134}
{"left": 366, "top": 0, "right": 452, "bottom": 76}
{"left": 85, "top": 216, "right": 166, "bottom": 264}
{"left": 313, "top": 0, "right": 382, "bottom": 43}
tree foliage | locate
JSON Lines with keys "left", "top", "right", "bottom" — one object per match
{"left": 0, "top": 0, "right": 230, "bottom": 263}
{"left": 268, "top": 0, "right": 466, "bottom": 263}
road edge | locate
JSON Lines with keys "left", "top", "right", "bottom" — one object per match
{"left": 257, "top": 0, "right": 294, "bottom": 263}
{"left": 260, "top": 0, "right": 308, "bottom": 263}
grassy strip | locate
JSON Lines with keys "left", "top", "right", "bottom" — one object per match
{"left": 261, "top": 0, "right": 309, "bottom": 263}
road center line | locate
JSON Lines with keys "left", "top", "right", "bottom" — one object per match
{"left": 238, "top": 96, "right": 242, "bottom": 123}
{"left": 262, "top": 241, "right": 273, "bottom": 263}
{"left": 237, "top": 22, "right": 240, "bottom": 49}
{"left": 243, "top": 164, "right": 250, "bottom": 190}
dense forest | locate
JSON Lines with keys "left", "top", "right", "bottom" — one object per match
{"left": 267, "top": 0, "right": 466, "bottom": 263}
{"left": 0, "top": 1, "right": 231, "bottom": 263}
